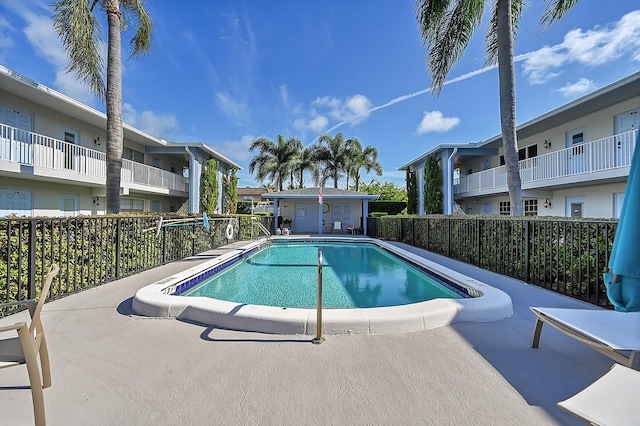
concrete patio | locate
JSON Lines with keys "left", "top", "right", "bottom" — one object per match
{"left": 0, "top": 240, "right": 614, "bottom": 425}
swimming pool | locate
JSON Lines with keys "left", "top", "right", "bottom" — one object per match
{"left": 180, "top": 241, "right": 466, "bottom": 308}
{"left": 132, "top": 237, "right": 513, "bottom": 335}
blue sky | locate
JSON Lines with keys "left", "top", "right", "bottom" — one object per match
{"left": 1, "top": 1, "right": 640, "bottom": 188}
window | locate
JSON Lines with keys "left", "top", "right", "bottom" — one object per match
{"left": 123, "top": 147, "right": 145, "bottom": 164}
{"left": 518, "top": 148, "right": 526, "bottom": 161}
{"left": 499, "top": 201, "right": 510, "bottom": 215}
{"left": 60, "top": 194, "right": 78, "bottom": 217}
{"left": 120, "top": 198, "right": 145, "bottom": 212}
{"left": 524, "top": 199, "right": 538, "bottom": 216}
{"left": 527, "top": 145, "right": 537, "bottom": 158}
{"left": 500, "top": 155, "right": 505, "bottom": 166}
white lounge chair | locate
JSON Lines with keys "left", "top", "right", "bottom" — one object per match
{"left": 332, "top": 221, "right": 343, "bottom": 234}
{"left": 530, "top": 307, "right": 640, "bottom": 369}
{"left": 0, "top": 264, "right": 59, "bottom": 426}
{"left": 558, "top": 363, "right": 640, "bottom": 425}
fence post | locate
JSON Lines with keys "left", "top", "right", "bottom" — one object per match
{"left": 447, "top": 218, "right": 452, "bottom": 258}
{"left": 116, "top": 217, "right": 122, "bottom": 278}
{"left": 426, "top": 217, "right": 430, "bottom": 251}
{"left": 161, "top": 225, "right": 167, "bottom": 264}
{"left": 28, "top": 220, "right": 37, "bottom": 299}
{"left": 525, "top": 220, "right": 530, "bottom": 283}
{"left": 476, "top": 218, "right": 481, "bottom": 267}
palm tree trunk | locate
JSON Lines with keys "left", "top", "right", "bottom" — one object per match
{"left": 105, "top": 0, "right": 123, "bottom": 214}
{"left": 496, "top": 0, "right": 523, "bottom": 216}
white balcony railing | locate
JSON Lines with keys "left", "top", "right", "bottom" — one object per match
{"left": 455, "top": 129, "right": 638, "bottom": 195}
{"left": 0, "top": 123, "right": 188, "bottom": 193}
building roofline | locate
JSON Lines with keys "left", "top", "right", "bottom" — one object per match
{"left": 399, "top": 71, "right": 640, "bottom": 169}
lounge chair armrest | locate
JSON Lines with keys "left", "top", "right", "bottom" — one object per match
{"left": 0, "top": 322, "right": 27, "bottom": 334}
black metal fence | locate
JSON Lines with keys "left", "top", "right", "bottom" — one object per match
{"left": 0, "top": 214, "right": 273, "bottom": 318}
{"left": 367, "top": 216, "right": 617, "bottom": 308}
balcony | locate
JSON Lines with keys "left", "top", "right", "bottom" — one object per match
{"left": 455, "top": 129, "right": 638, "bottom": 196}
{"left": 0, "top": 123, "right": 188, "bottom": 194}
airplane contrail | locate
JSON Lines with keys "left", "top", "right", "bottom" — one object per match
{"left": 320, "top": 52, "right": 532, "bottom": 137}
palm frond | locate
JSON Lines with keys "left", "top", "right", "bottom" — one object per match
{"left": 122, "top": 0, "right": 153, "bottom": 57}
{"left": 418, "top": 0, "right": 485, "bottom": 95}
{"left": 52, "top": 0, "right": 105, "bottom": 99}
{"left": 540, "top": 0, "right": 579, "bottom": 30}
{"left": 486, "top": 0, "right": 524, "bottom": 66}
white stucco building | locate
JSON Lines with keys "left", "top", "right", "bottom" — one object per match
{"left": 400, "top": 72, "right": 640, "bottom": 218}
{"left": 0, "top": 65, "right": 241, "bottom": 217}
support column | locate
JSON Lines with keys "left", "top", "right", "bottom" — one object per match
{"left": 273, "top": 198, "right": 279, "bottom": 234}
{"left": 187, "top": 149, "right": 201, "bottom": 214}
{"left": 363, "top": 200, "right": 369, "bottom": 235}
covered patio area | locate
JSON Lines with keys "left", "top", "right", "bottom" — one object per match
{"left": 262, "top": 187, "right": 379, "bottom": 235}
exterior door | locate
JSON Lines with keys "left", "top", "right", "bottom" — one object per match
{"left": 566, "top": 127, "right": 586, "bottom": 174}
{"left": 294, "top": 203, "right": 318, "bottom": 233}
{"left": 62, "top": 127, "right": 79, "bottom": 171}
{"left": 566, "top": 195, "right": 585, "bottom": 218}
{"left": 332, "top": 204, "right": 353, "bottom": 228}
{"left": 1, "top": 104, "right": 33, "bottom": 163}
{"left": 615, "top": 109, "right": 638, "bottom": 167}
{"left": 0, "top": 188, "right": 33, "bottom": 216}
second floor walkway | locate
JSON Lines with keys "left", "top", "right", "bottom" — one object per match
{"left": 455, "top": 129, "right": 638, "bottom": 197}
{"left": 1, "top": 123, "right": 188, "bottom": 195}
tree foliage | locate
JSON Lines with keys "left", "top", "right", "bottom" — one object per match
{"left": 423, "top": 156, "right": 443, "bottom": 214}
{"left": 248, "top": 135, "right": 301, "bottom": 191}
{"left": 359, "top": 179, "right": 407, "bottom": 202}
{"left": 222, "top": 168, "right": 239, "bottom": 214}
{"left": 406, "top": 170, "right": 418, "bottom": 214}
{"left": 200, "top": 159, "right": 218, "bottom": 214}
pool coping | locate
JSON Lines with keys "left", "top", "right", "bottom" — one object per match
{"left": 132, "top": 237, "right": 513, "bottom": 335}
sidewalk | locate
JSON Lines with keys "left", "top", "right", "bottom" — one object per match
{"left": 0, "top": 241, "right": 613, "bottom": 425}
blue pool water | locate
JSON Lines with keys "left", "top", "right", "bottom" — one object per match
{"left": 181, "top": 241, "right": 465, "bottom": 309}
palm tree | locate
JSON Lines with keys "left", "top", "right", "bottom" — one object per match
{"left": 293, "top": 147, "right": 319, "bottom": 188}
{"left": 248, "top": 135, "right": 300, "bottom": 191}
{"left": 314, "top": 132, "right": 349, "bottom": 188}
{"left": 415, "top": 0, "right": 523, "bottom": 215}
{"left": 52, "top": 0, "right": 152, "bottom": 214}
{"left": 346, "top": 138, "right": 383, "bottom": 191}
{"left": 415, "top": 0, "right": 581, "bottom": 215}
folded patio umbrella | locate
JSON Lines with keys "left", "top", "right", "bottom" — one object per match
{"left": 604, "top": 131, "right": 640, "bottom": 312}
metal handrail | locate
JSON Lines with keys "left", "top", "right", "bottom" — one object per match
{"left": 312, "top": 248, "right": 324, "bottom": 344}
{"left": 251, "top": 218, "right": 271, "bottom": 241}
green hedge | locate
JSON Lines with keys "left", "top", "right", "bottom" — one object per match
{"left": 369, "top": 201, "right": 406, "bottom": 215}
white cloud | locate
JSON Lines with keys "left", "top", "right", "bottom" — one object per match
{"left": 213, "top": 134, "right": 255, "bottom": 162}
{"left": 522, "top": 10, "right": 640, "bottom": 84}
{"left": 416, "top": 111, "right": 460, "bottom": 134}
{"left": 557, "top": 78, "right": 596, "bottom": 97}
{"left": 216, "top": 92, "right": 249, "bottom": 124}
{"left": 122, "top": 102, "right": 178, "bottom": 137}
{"left": 3, "top": 0, "right": 99, "bottom": 103}
{"left": 293, "top": 115, "right": 329, "bottom": 133}
{"left": 279, "top": 84, "right": 289, "bottom": 107}
{"left": 295, "top": 94, "right": 373, "bottom": 133}
{"left": 0, "top": 16, "right": 15, "bottom": 61}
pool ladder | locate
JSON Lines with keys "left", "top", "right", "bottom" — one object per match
{"left": 312, "top": 248, "right": 324, "bottom": 344}
{"left": 250, "top": 218, "right": 271, "bottom": 241}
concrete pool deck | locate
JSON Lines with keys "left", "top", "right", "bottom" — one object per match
{"left": 0, "top": 239, "right": 614, "bottom": 425}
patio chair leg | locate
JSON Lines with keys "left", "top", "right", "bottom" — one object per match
{"left": 531, "top": 318, "right": 544, "bottom": 348}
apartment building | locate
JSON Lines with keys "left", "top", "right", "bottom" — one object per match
{"left": 0, "top": 65, "right": 241, "bottom": 217}
{"left": 400, "top": 72, "right": 640, "bottom": 219}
